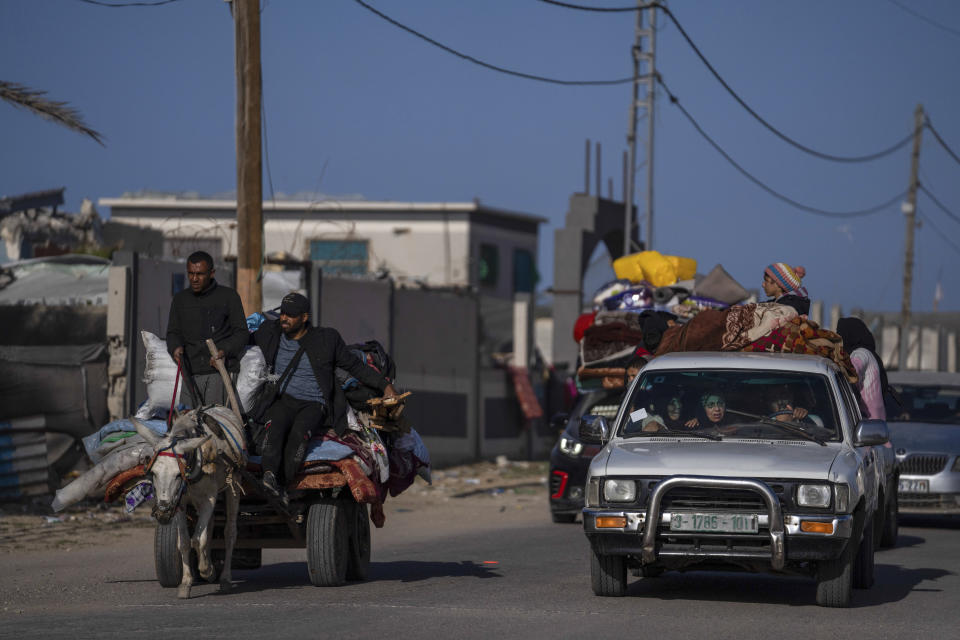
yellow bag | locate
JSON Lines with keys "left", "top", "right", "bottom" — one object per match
{"left": 613, "top": 251, "right": 678, "bottom": 287}
{"left": 665, "top": 255, "right": 697, "bottom": 281}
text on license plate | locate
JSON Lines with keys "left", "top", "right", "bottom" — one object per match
{"left": 899, "top": 478, "right": 929, "bottom": 493}
{"left": 670, "top": 513, "right": 759, "bottom": 533}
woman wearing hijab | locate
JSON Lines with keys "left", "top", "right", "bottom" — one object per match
{"left": 685, "top": 391, "right": 732, "bottom": 430}
{"left": 762, "top": 263, "right": 810, "bottom": 316}
{"left": 836, "top": 317, "right": 887, "bottom": 420}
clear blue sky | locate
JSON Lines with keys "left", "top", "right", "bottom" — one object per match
{"left": 2, "top": 0, "right": 960, "bottom": 315}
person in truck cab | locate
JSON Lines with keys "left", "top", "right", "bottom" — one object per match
{"left": 685, "top": 391, "right": 733, "bottom": 430}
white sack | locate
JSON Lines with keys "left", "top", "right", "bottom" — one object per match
{"left": 51, "top": 442, "right": 154, "bottom": 512}
{"left": 136, "top": 331, "right": 268, "bottom": 419}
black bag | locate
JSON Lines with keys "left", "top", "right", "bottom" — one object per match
{"left": 245, "top": 345, "right": 307, "bottom": 450}
{"left": 336, "top": 340, "right": 397, "bottom": 411}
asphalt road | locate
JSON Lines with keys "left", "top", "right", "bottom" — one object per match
{"left": 1, "top": 509, "right": 958, "bottom": 639}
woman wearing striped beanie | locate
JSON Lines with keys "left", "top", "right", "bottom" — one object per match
{"left": 762, "top": 263, "right": 810, "bottom": 315}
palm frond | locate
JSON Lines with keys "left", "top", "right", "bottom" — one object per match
{"left": 0, "top": 80, "right": 105, "bottom": 146}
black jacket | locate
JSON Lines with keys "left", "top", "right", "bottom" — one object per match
{"left": 771, "top": 294, "right": 810, "bottom": 317}
{"left": 166, "top": 280, "right": 248, "bottom": 375}
{"left": 252, "top": 320, "right": 388, "bottom": 434}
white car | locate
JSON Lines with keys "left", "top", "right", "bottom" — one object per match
{"left": 580, "top": 352, "right": 889, "bottom": 608}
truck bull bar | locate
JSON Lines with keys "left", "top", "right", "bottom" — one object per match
{"left": 641, "top": 475, "right": 785, "bottom": 571}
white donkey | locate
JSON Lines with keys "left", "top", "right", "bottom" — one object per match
{"left": 134, "top": 405, "right": 247, "bottom": 599}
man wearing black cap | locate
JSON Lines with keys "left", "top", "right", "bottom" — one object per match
{"left": 166, "top": 251, "right": 248, "bottom": 407}
{"left": 251, "top": 292, "right": 398, "bottom": 497}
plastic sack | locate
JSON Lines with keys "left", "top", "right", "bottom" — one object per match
{"left": 51, "top": 442, "right": 154, "bottom": 512}
{"left": 136, "top": 331, "right": 182, "bottom": 420}
{"left": 591, "top": 278, "right": 633, "bottom": 308}
{"left": 83, "top": 417, "right": 167, "bottom": 463}
{"left": 613, "top": 251, "right": 678, "bottom": 287}
{"left": 136, "top": 331, "right": 269, "bottom": 419}
{"left": 665, "top": 255, "right": 697, "bottom": 281}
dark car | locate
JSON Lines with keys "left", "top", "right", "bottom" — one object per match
{"left": 885, "top": 371, "right": 960, "bottom": 516}
{"left": 549, "top": 389, "right": 625, "bottom": 523}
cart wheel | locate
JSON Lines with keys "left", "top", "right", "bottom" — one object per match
{"left": 306, "top": 499, "right": 349, "bottom": 587}
{"left": 155, "top": 512, "right": 184, "bottom": 588}
{"left": 347, "top": 502, "right": 371, "bottom": 581}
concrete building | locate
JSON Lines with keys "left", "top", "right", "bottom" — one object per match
{"left": 99, "top": 195, "right": 544, "bottom": 300}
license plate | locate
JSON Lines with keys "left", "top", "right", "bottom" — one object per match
{"left": 670, "top": 513, "right": 759, "bottom": 533}
{"left": 899, "top": 478, "right": 929, "bottom": 493}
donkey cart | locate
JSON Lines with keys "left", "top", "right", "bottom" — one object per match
{"left": 154, "top": 460, "right": 374, "bottom": 589}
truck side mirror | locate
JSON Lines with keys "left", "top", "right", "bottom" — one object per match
{"left": 579, "top": 414, "right": 610, "bottom": 444}
{"left": 854, "top": 419, "right": 889, "bottom": 446}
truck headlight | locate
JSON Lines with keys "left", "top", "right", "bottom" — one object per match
{"left": 797, "top": 484, "right": 832, "bottom": 508}
{"left": 603, "top": 479, "right": 637, "bottom": 503}
{"left": 559, "top": 436, "right": 583, "bottom": 457}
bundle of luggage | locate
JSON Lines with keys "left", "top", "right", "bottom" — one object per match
{"left": 51, "top": 329, "right": 431, "bottom": 524}
{"left": 576, "top": 252, "right": 754, "bottom": 390}
{"left": 574, "top": 252, "right": 855, "bottom": 390}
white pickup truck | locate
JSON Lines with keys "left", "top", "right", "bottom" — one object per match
{"left": 580, "top": 351, "right": 891, "bottom": 607}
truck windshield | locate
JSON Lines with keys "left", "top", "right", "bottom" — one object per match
{"left": 619, "top": 369, "right": 841, "bottom": 442}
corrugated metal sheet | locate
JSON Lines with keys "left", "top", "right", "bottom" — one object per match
{"left": 0, "top": 417, "right": 49, "bottom": 499}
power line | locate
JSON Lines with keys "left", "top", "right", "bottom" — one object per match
{"left": 352, "top": 0, "right": 635, "bottom": 86}
{"left": 886, "top": 0, "right": 960, "bottom": 40}
{"left": 920, "top": 185, "right": 960, "bottom": 225}
{"left": 77, "top": 0, "right": 182, "bottom": 6}
{"left": 919, "top": 210, "right": 960, "bottom": 257}
{"left": 537, "top": 0, "right": 915, "bottom": 163}
{"left": 925, "top": 119, "right": 960, "bottom": 168}
{"left": 656, "top": 75, "right": 907, "bottom": 219}
{"left": 536, "top": 0, "right": 645, "bottom": 12}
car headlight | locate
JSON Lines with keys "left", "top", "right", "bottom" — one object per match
{"left": 603, "top": 478, "right": 637, "bottom": 503}
{"left": 559, "top": 436, "right": 584, "bottom": 457}
{"left": 797, "top": 484, "right": 832, "bottom": 508}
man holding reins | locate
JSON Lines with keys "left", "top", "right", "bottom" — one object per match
{"left": 166, "top": 251, "right": 248, "bottom": 407}
{"left": 251, "top": 292, "right": 398, "bottom": 498}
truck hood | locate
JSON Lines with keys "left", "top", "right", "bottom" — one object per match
{"left": 602, "top": 439, "right": 841, "bottom": 480}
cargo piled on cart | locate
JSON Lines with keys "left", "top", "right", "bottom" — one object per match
{"left": 573, "top": 251, "right": 856, "bottom": 392}
{"left": 51, "top": 320, "right": 430, "bottom": 587}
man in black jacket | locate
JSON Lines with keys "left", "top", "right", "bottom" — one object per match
{"left": 166, "top": 251, "right": 248, "bottom": 407}
{"left": 252, "top": 292, "right": 397, "bottom": 496}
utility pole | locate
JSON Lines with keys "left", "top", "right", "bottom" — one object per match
{"left": 643, "top": 4, "right": 656, "bottom": 251}
{"left": 622, "top": 1, "right": 643, "bottom": 257}
{"left": 233, "top": 0, "right": 263, "bottom": 315}
{"left": 899, "top": 103, "right": 924, "bottom": 370}
{"left": 623, "top": 1, "right": 655, "bottom": 257}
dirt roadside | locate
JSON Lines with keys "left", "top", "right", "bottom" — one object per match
{"left": 0, "top": 459, "right": 552, "bottom": 554}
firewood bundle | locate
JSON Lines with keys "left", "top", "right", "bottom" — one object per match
{"left": 362, "top": 391, "right": 412, "bottom": 433}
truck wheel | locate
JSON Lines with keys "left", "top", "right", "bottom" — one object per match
{"left": 590, "top": 546, "right": 627, "bottom": 597}
{"left": 880, "top": 492, "right": 899, "bottom": 548}
{"left": 816, "top": 523, "right": 857, "bottom": 607}
{"left": 853, "top": 518, "right": 875, "bottom": 589}
{"left": 551, "top": 512, "right": 578, "bottom": 524}
{"left": 306, "top": 500, "right": 349, "bottom": 587}
{"left": 346, "top": 502, "right": 371, "bottom": 582}
{"left": 154, "top": 514, "right": 184, "bottom": 588}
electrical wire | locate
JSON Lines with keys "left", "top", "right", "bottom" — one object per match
{"left": 537, "top": 0, "right": 915, "bottom": 163}
{"left": 886, "top": 0, "right": 960, "bottom": 40}
{"left": 536, "top": 0, "right": 645, "bottom": 12}
{"left": 77, "top": 0, "right": 182, "bottom": 6}
{"left": 920, "top": 185, "right": 960, "bottom": 225}
{"left": 925, "top": 119, "right": 960, "bottom": 168}
{"left": 656, "top": 75, "right": 907, "bottom": 219}
{"left": 352, "top": 0, "right": 636, "bottom": 86}
{"left": 919, "top": 210, "right": 960, "bottom": 257}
